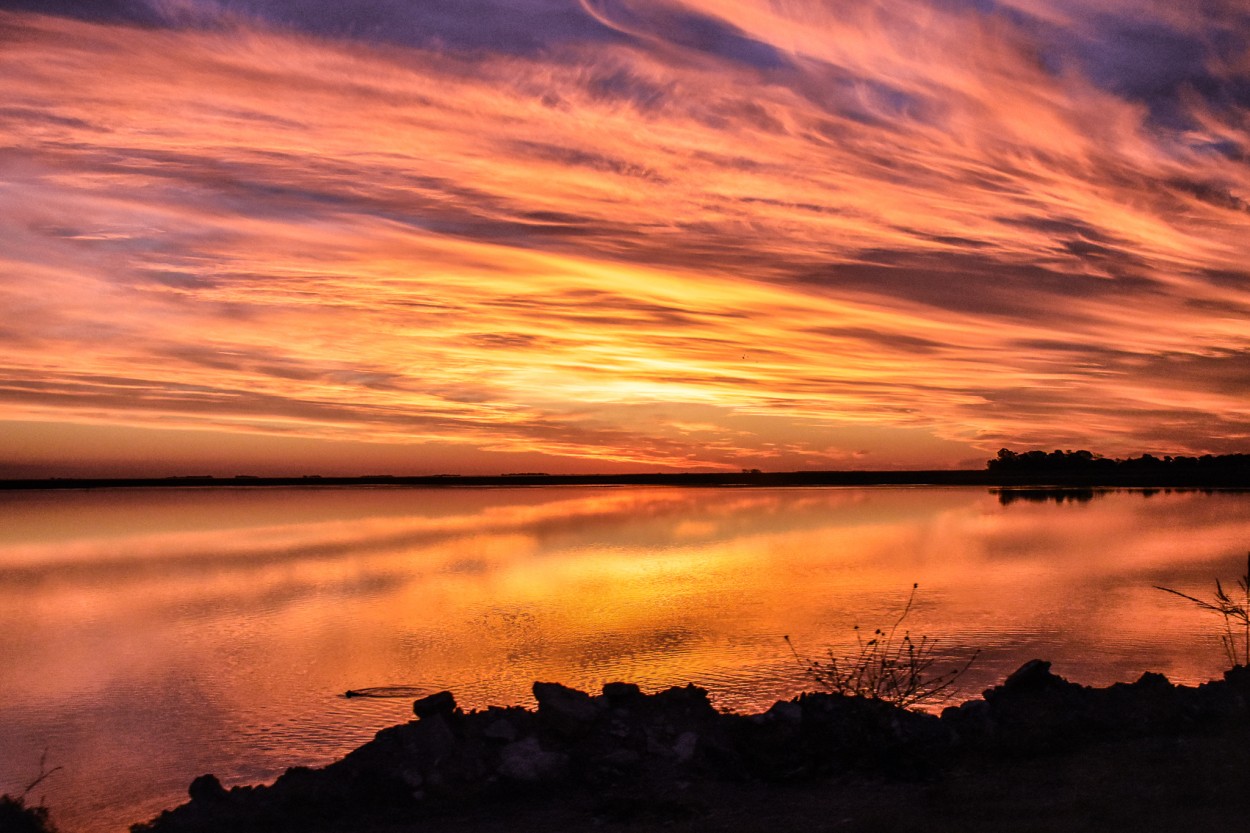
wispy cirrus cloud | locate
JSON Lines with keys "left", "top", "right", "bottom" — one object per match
{"left": 1, "top": 1, "right": 1248, "bottom": 475}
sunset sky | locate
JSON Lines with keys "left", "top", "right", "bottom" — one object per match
{"left": 2, "top": 0, "right": 1249, "bottom": 476}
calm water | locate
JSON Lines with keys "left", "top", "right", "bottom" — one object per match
{"left": 3, "top": 485, "right": 1250, "bottom": 832}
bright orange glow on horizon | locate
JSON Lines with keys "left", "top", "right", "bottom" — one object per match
{"left": 2, "top": 4, "right": 1249, "bottom": 475}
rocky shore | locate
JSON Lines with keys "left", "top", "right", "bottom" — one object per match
{"left": 133, "top": 661, "right": 1250, "bottom": 833}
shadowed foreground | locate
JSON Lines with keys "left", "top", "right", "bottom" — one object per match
{"left": 135, "top": 662, "right": 1250, "bottom": 833}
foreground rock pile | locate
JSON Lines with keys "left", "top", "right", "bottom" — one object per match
{"left": 135, "top": 661, "right": 1250, "bottom": 832}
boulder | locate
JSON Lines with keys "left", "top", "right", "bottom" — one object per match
{"left": 406, "top": 713, "right": 459, "bottom": 754}
{"left": 496, "top": 737, "right": 569, "bottom": 783}
{"left": 187, "top": 774, "right": 228, "bottom": 804}
{"left": 603, "top": 681, "right": 643, "bottom": 706}
{"left": 672, "top": 731, "right": 699, "bottom": 763}
{"left": 764, "top": 700, "right": 802, "bottom": 725}
{"left": 413, "top": 690, "right": 458, "bottom": 720}
{"left": 991, "top": 659, "right": 1061, "bottom": 696}
{"left": 533, "top": 681, "right": 602, "bottom": 735}
{"left": 1223, "top": 664, "right": 1250, "bottom": 696}
{"left": 483, "top": 717, "right": 518, "bottom": 742}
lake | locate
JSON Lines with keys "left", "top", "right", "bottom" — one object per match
{"left": 2, "top": 485, "right": 1249, "bottom": 832}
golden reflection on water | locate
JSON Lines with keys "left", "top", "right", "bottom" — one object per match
{"left": 2, "top": 485, "right": 1250, "bottom": 832}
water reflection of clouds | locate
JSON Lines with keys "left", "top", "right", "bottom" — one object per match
{"left": 6, "top": 487, "right": 1250, "bottom": 833}
{"left": 6, "top": 488, "right": 1249, "bottom": 634}
{"left": 0, "top": 486, "right": 928, "bottom": 590}
{"left": 0, "top": 488, "right": 691, "bottom": 577}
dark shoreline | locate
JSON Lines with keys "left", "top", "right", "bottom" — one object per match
{"left": 131, "top": 661, "right": 1250, "bottom": 833}
{"left": 6, "top": 469, "right": 1250, "bottom": 490}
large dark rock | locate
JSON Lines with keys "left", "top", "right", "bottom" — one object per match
{"left": 187, "top": 775, "right": 227, "bottom": 804}
{"left": 1223, "top": 663, "right": 1250, "bottom": 696}
{"left": 413, "top": 690, "right": 458, "bottom": 720}
{"left": 978, "top": 660, "right": 1094, "bottom": 751}
{"left": 602, "top": 681, "right": 643, "bottom": 706}
{"left": 986, "top": 659, "right": 1080, "bottom": 700}
{"left": 533, "top": 681, "right": 603, "bottom": 736}
{"left": 496, "top": 737, "right": 569, "bottom": 783}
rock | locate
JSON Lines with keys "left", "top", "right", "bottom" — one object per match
{"left": 188, "top": 774, "right": 228, "bottom": 804}
{"left": 483, "top": 718, "right": 518, "bottom": 742}
{"left": 656, "top": 683, "right": 713, "bottom": 710}
{"left": 150, "top": 662, "right": 1250, "bottom": 833}
{"left": 413, "top": 690, "right": 458, "bottom": 720}
{"left": 942, "top": 697, "right": 993, "bottom": 743}
{"left": 1134, "top": 671, "right": 1172, "bottom": 689}
{"left": 496, "top": 737, "right": 569, "bottom": 783}
{"left": 603, "top": 681, "right": 643, "bottom": 704}
{"left": 1223, "top": 664, "right": 1250, "bottom": 692}
{"left": 672, "top": 731, "right": 699, "bottom": 763}
{"left": 646, "top": 733, "right": 674, "bottom": 758}
{"left": 765, "top": 701, "right": 802, "bottom": 724}
{"left": 600, "top": 748, "right": 643, "bottom": 768}
{"left": 979, "top": 661, "right": 1095, "bottom": 751}
{"left": 1193, "top": 678, "right": 1248, "bottom": 722}
{"left": 533, "top": 681, "right": 602, "bottom": 734}
{"left": 398, "top": 713, "right": 460, "bottom": 765}
{"left": 994, "top": 659, "right": 1057, "bottom": 695}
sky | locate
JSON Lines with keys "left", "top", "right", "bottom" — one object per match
{"left": 1, "top": 0, "right": 1248, "bottom": 476}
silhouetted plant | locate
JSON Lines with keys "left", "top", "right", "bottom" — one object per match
{"left": 1156, "top": 552, "right": 1250, "bottom": 669}
{"left": 0, "top": 750, "right": 62, "bottom": 833}
{"left": 785, "top": 583, "right": 978, "bottom": 709}
{"left": 0, "top": 796, "right": 57, "bottom": 833}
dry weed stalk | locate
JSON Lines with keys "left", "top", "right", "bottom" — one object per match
{"left": 785, "top": 583, "right": 978, "bottom": 710}
{"left": 1156, "top": 552, "right": 1250, "bottom": 669}
{"left": 0, "top": 749, "right": 62, "bottom": 833}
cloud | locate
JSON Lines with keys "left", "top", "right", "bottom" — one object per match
{"left": 0, "top": 0, "right": 628, "bottom": 53}
{"left": 2, "top": 3, "right": 1250, "bottom": 473}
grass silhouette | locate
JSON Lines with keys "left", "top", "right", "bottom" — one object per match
{"left": 0, "top": 750, "right": 62, "bottom": 833}
{"left": 785, "top": 583, "right": 978, "bottom": 709}
{"left": 1156, "top": 552, "right": 1250, "bottom": 669}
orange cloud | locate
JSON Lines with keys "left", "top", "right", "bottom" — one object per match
{"left": 2, "top": 4, "right": 1249, "bottom": 474}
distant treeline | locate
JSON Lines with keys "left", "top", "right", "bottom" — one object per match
{"left": 987, "top": 449, "right": 1250, "bottom": 473}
